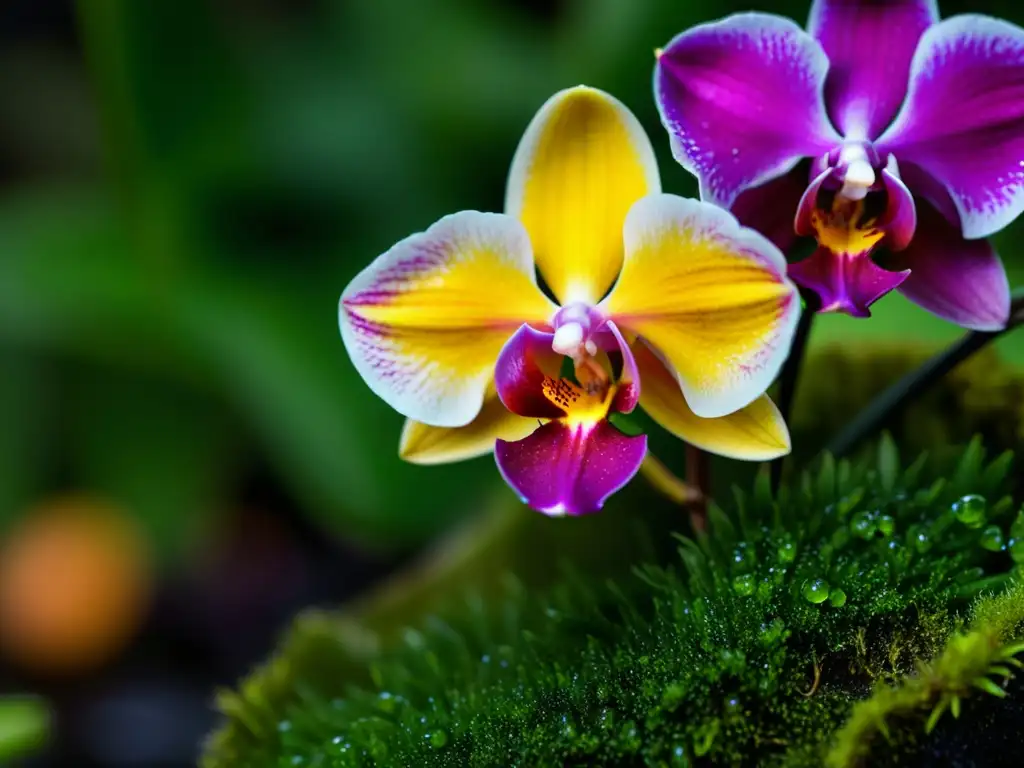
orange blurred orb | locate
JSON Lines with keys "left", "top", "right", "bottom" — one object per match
{"left": 0, "top": 496, "right": 151, "bottom": 675}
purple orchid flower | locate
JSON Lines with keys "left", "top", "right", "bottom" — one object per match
{"left": 654, "top": 0, "right": 1021, "bottom": 328}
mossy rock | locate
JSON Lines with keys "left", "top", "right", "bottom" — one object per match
{"left": 203, "top": 434, "right": 1024, "bottom": 767}
{"left": 791, "top": 344, "right": 1024, "bottom": 464}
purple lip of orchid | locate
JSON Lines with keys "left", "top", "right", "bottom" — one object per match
{"left": 492, "top": 323, "right": 645, "bottom": 517}
{"left": 654, "top": 1, "right": 1019, "bottom": 330}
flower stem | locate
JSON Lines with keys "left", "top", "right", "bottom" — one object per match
{"left": 825, "top": 293, "right": 1024, "bottom": 459}
{"left": 685, "top": 444, "right": 710, "bottom": 533}
{"left": 638, "top": 453, "right": 702, "bottom": 506}
{"left": 770, "top": 290, "right": 818, "bottom": 491}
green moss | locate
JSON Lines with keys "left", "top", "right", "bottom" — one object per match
{"left": 826, "top": 583, "right": 1024, "bottom": 768}
{"left": 203, "top": 439, "right": 1022, "bottom": 767}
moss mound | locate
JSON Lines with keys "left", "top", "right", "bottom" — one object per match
{"left": 203, "top": 436, "right": 1024, "bottom": 767}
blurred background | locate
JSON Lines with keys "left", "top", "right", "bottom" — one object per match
{"left": 1, "top": 1, "right": 1022, "bottom": 766}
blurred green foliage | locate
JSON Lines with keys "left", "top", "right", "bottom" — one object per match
{"left": 1, "top": 0, "right": 1023, "bottom": 567}
{"left": 0, "top": 696, "right": 48, "bottom": 762}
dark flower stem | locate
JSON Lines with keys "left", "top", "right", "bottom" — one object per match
{"left": 825, "top": 292, "right": 1024, "bottom": 459}
{"left": 770, "top": 290, "right": 818, "bottom": 491}
{"left": 685, "top": 444, "right": 710, "bottom": 533}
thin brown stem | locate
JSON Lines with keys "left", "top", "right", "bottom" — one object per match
{"left": 685, "top": 444, "right": 711, "bottom": 533}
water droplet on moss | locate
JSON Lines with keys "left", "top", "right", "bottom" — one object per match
{"left": 325, "top": 736, "right": 350, "bottom": 756}
{"left": 908, "top": 525, "right": 931, "bottom": 553}
{"left": 877, "top": 514, "right": 896, "bottom": 537}
{"left": 979, "top": 525, "right": 1005, "bottom": 551}
{"left": 829, "top": 588, "right": 847, "bottom": 607}
{"left": 732, "top": 573, "right": 756, "bottom": 597}
{"left": 429, "top": 730, "right": 448, "bottom": 748}
{"left": 850, "top": 510, "right": 876, "bottom": 538}
{"left": 759, "top": 618, "right": 786, "bottom": 646}
{"left": 732, "top": 542, "right": 755, "bottom": 570}
{"left": 802, "top": 578, "right": 830, "bottom": 603}
{"left": 1010, "top": 537, "right": 1024, "bottom": 564}
{"left": 1010, "top": 509, "right": 1024, "bottom": 540}
{"left": 777, "top": 538, "right": 797, "bottom": 563}
{"left": 953, "top": 494, "right": 987, "bottom": 528}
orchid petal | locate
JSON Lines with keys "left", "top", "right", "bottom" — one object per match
{"left": 881, "top": 166, "right": 917, "bottom": 251}
{"left": 495, "top": 421, "right": 646, "bottom": 516}
{"left": 877, "top": 15, "right": 1024, "bottom": 239}
{"left": 732, "top": 166, "right": 811, "bottom": 254}
{"left": 888, "top": 201, "right": 1011, "bottom": 330}
{"left": 633, "top": 341, "right": 790, "bottom": 460}
{"left": 340, "top": 212, "right": 556, "bottom": 427}
{"left": 809, "top": 0, "right": 939, "bottom": 140}
{"left": 399, "top": 391, "right": 539, "bottom": 466}
{"left": 602, "top": 194, "right": 801, "bottom": 419}
{"left": 795, "top": 167, "right": 835, "bottom": 238}
{"left": 654, "top": 12, "right": 840, "bottom": 208}
{"left": 505, "top": 86, "right": 660, "bottom": 305}
{"left": 606, "top": 321, "right": 640, "bottom": 414}
{"left": 789, "top": 246, "right": 909, "bottom": 317}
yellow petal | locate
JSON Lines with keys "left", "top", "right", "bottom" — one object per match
{"left": 399, "top": 390, "right": 539, "bottom": 465}
{"left": 633, "top": 341, "right": 790, "bottom": 460}
{"left": 506, "top": 86, "right": 660, "bottom": 305}
{"left": 340, "top": 211, "right": 556, "bottom": 428}
{"left": 602, "top": 194, "right": 800, "bottom": 418}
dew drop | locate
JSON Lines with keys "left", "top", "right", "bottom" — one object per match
{"left": 732, "top": 542, "right": 755, "bottom": 570}
{"left": 953, "top": 494, "right": 987, "bottom": 528}
{"left": 908, "top": 524, "right": 931, "bottom": 553}
{"left": 979, "top": 525, "right": 1005, "bottom": 552}
{"left": 802, "top": 578, "right": 830, "bottom": 604}
{"left": 429, "top": 730, "right": 449, "bottom": 748}
{"left": 1011, "top": 510, "right": 1024, "bottom": 540}
{"left": 877, "top": 514, "right": 896, "bottom": 537}
{"left": 1010, "top": 537, "right": 1024, "bottom": 564}
{"left": 777, "top": 538, "right": 797, "bottom": 564}
{"left": 828, "top": 588, "right": 847, "bottom": 607}
{"left": 850, "top": 510, "right": 876, "bottom": 538}
{"left": 732, "top": 573, "right": 756, "bottom": 597}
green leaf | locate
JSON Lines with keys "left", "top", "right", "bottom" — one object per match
{"left": 876, "top": 431, "right": 899, "bottom": 493}
{"left": 973, "top": 677, "right": 1007, "bottom": 698}
{"left": 924, "top": 697, "right": 948, "bottom": 734}
{"left": 817, "top": 452, "right": 836, "bottom": 500}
